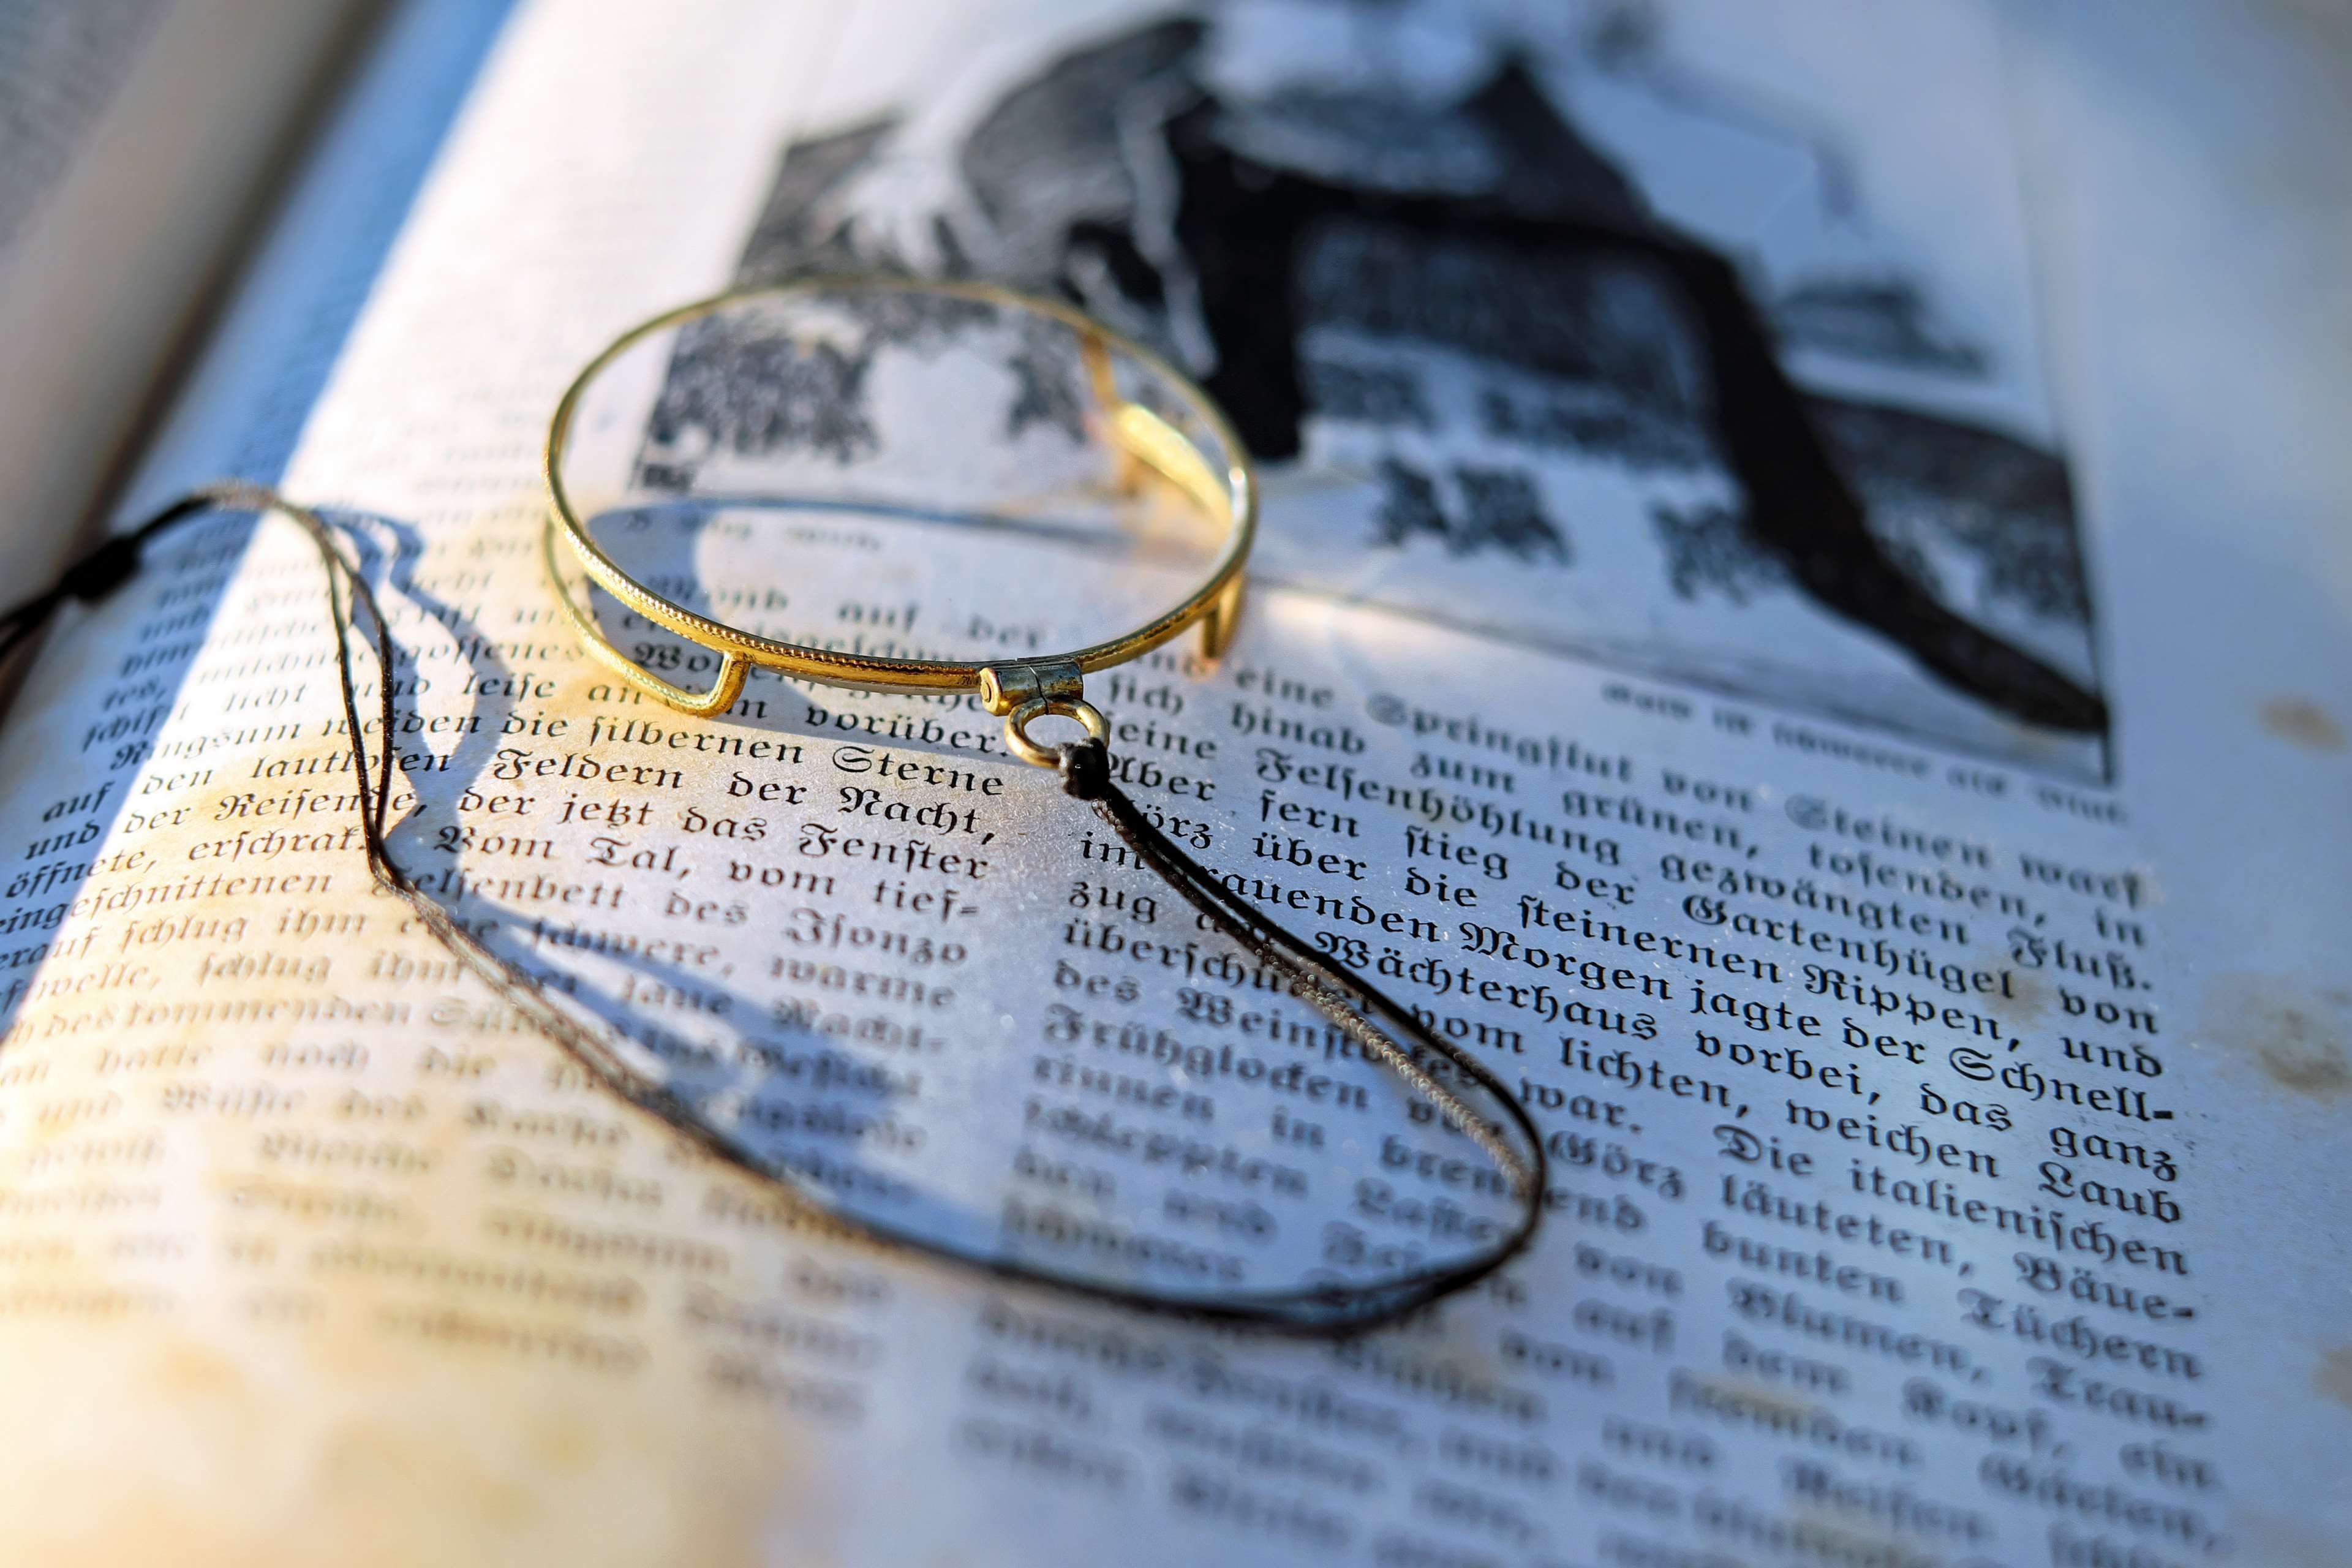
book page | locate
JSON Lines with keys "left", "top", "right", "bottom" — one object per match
{"left": 0, "top": 0, "right": 2343, "bottom": 1563}
{"left": 0, "top": 0, "right": 371, "bottom": 587}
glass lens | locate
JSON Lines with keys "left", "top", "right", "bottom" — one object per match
{"left": 554, "top": 285, "right": 1237, "bottom": 672}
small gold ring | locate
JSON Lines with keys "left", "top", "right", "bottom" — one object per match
{"left": 1003, "top": 697, "right": 1110, "bottom": 769}
{"left": 543, "top": 277, "right": 1255, "bottom": 712}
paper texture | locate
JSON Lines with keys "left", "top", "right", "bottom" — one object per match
{"left": 0, "top": 0, "right": 2339, "bottom": 1562}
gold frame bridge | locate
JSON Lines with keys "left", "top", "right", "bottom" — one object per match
{"left": 542, "top": 277, "right": 1257, "bottom": 763}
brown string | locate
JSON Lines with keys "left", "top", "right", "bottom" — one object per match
{"left": 8, "top": 483, "right": 1547, "bottom": 1335}
{"left": 1058, "top": 737, "right": 1545, "bottom": 1246}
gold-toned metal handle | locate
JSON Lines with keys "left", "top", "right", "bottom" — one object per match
{"left": 978, "top": 660, "right": 1110, "bottom": 767}
{"left": 1001, "top": 696, "right": 1110, "bottom": 769}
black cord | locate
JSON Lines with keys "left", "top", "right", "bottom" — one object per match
{"left": 5, "top": 484, "right": 1546, "bottom": 1336}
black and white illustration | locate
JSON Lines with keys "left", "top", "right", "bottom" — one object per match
{"left": 650, "top": 0, "right": 2106, "bottom": 775}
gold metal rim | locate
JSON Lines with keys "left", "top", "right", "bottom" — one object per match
{"left": 543, "top": 276, "right": 1257, "bottom": 708}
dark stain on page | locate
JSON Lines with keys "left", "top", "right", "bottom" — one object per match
{"left": 2259, "top": 696, "right": 2346, "bottom": 752}
{"left": 2318, "top": 1346, "right": 2352, "bottom": 1411}
{"left": 2204, "top": 975, "right": 2352, "bottom": 1099}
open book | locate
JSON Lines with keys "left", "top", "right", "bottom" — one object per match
{"left": 2, "top": 0, "right": 2347, "bottom": 1561}
{"left": 0, "top": 0, "right": 372, "bottom": 589}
